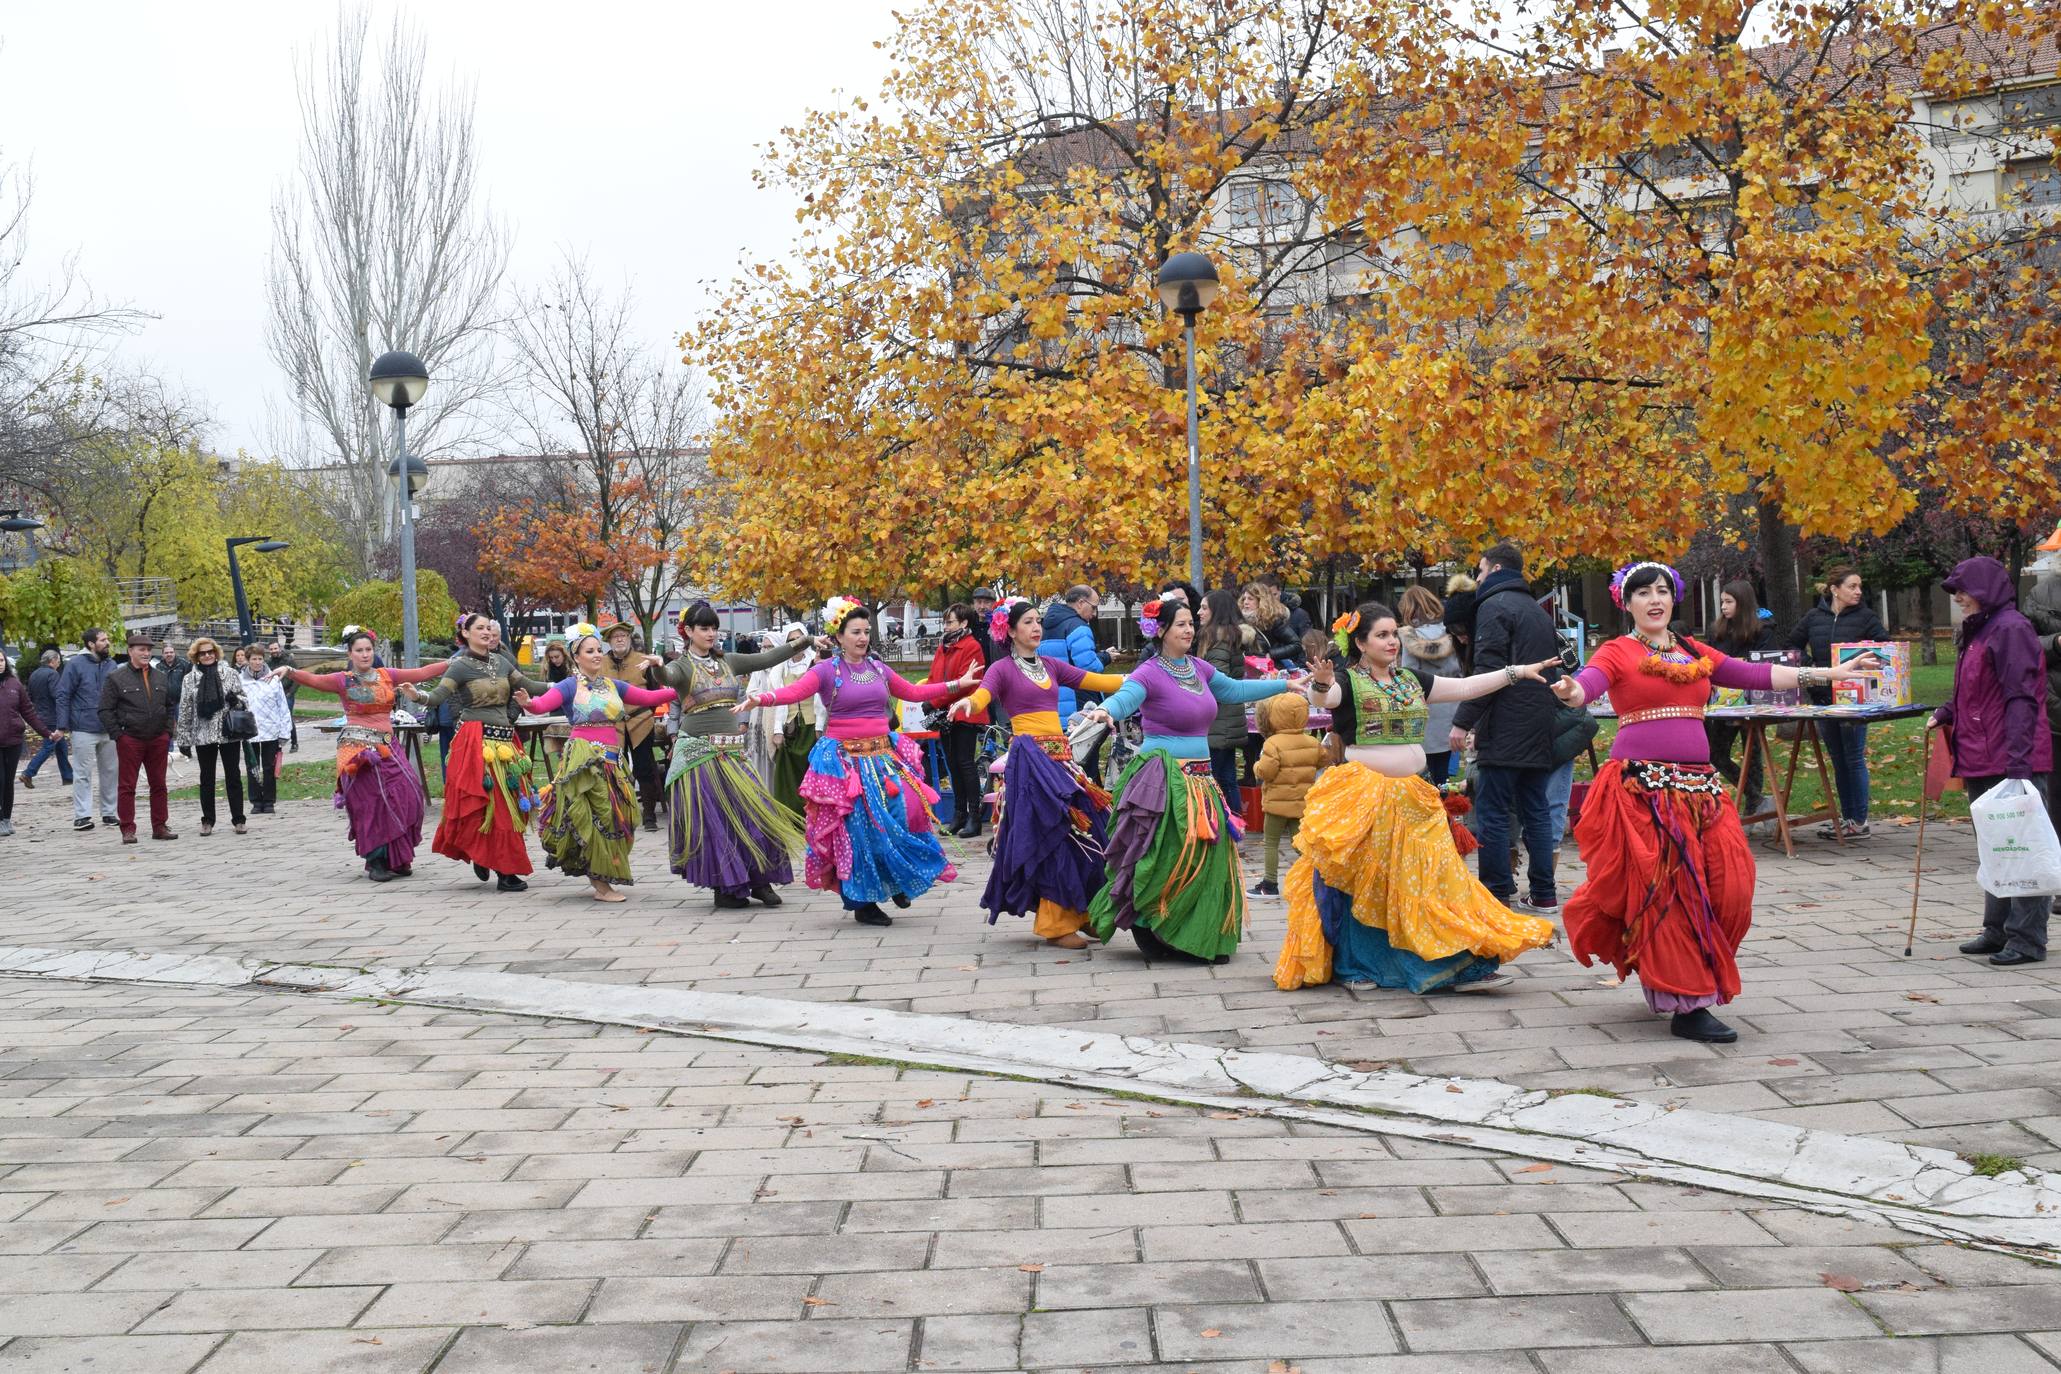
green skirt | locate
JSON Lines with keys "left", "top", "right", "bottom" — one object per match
{"left": 770, "top": 719, "right": 817, "bottom": 818}
{"left": 535, "top": 738, "right": 639, "bottom": 884}
{"left": 1087, "top": 750, "right": 1244, "bottom": 961}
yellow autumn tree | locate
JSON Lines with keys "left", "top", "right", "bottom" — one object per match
{"left": 688, "top": 0, "right": 1421, "bottom": 603}
{"left": 1293, "top": 0, "right": 2061, "bottom": 620}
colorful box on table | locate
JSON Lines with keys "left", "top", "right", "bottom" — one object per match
{"left": 1832, "top": 640, "right": 1910, "bottom": 707}
{"left": 1746, "top": 648, "right": 1801, "bottom": 707}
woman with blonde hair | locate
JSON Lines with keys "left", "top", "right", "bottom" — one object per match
{"left": 1241, "top": 582, "right": 1301, "bottom": 668}
{"left": 1398, "top": 586, "right": 1466, "bottom": 785}
{"left": 174, "top": 637, "right": 249, "bottom": 836}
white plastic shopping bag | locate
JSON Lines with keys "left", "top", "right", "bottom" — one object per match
{"left": 1971, "top": 778, "right": 2061, "bottom": 898}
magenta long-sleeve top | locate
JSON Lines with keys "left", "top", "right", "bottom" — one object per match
{"left": 757, "top": 658, "right": 956, "bottom": 740}
{"left": 1572, "top": 636, "right": 1776, "bottom": 765}
{"left": 524, "top": 678, "right": 678, "bottom": 746}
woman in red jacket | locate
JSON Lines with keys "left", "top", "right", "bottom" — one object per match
{"left": 930, "top": 603, "right": 990, "bottom": 838}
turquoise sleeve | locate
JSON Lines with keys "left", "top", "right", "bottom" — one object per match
{"left": 1101, "top": 677, "right": 1147, "bottom": 721}
{"left": 1209, "top": 675, "right": 1289, "bottom": 705}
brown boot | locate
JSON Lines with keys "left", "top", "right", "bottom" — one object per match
{"left": 121, "top": 829, "right": 138, "bottom": 845}
{"left": 151, "top": 826, "right": 178, "bottom": 841}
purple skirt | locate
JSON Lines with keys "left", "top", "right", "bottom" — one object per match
{"left": 981, "top": 734, "right": 1110, "bottom": 923}
{"left": 336, "top": 742, "right": 425, "bottom": 868}
{"left": 666, "top": 739, "right": 804, "bottom": 894}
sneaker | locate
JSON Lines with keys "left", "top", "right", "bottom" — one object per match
{"left": 1248, "top": 879, "right": 1279, "bottom": 896}
{"left": 1453, "top": 973, "right": 1514, "bottom": 993}
{"left": 0, "top": 819, "right": 13, "bottom": 837}
{"left": 73, "top": 818, "right": 94, "bottom": 832}
{"left": 1844, "top": 821, "right": 1872, "bottom": 839}
{"left": 1512, "top": 895, "right": 1560, "bottom": 917}
{"left": 101, "top": 816, "right": 118, "bottom": 828}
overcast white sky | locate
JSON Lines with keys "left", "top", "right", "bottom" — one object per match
{"left": 0, "top": 0, "right": 906, "bottom": 458}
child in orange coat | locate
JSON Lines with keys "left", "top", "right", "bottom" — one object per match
{"left": 1251, "top": 691, "right": 1323, "bottom": 896}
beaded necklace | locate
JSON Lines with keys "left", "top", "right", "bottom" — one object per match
{"left": 1159, "top": 654, "right": 1207, "bottom": 694}
{"left": 1012, "top": 653, "right": 1051, "bottom": 688}
{"left": 1357, "top": 659, "right": 1419, "bottom": 710}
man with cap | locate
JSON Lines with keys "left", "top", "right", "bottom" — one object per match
{"left": 98, "top": 632, "right": 177, "bottom": 843}
{"left": 603, "top": 620, "right": 667, "bottom": 831}
{"left": 969, "top": 588, "right": 999, "bottom": 665}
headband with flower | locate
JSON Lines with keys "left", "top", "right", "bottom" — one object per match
{"left": 988, "top": 596, "right": 1029, "bottom": 644}
{"left": 1137, "top": 599, "right": 1164, "bottom": 640}
{"left": 1609, "top": 561, "right": 1686, "bottom": 610}
{"left": 339, "top": 623, "right": 376, "bottom": 646}
{"left": 821, "top": 595, "right": 864, "bottom": 636}
{"left": 1332, "top": 609, "right": 1362, "bottom": 660}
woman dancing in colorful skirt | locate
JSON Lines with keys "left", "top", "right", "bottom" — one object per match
{"left": 1552, "top": 561, "right": 1878, "bottom": 1042}
{"left": 1273, "top": 603, "right": 1559, "bottom": 995}
{"left": 274, "top": 628, "right": 447, "bottom": 882}
{"left": 421, "top": 613, "right": 551, "bottom": 892}
{"left": 649, "top": 601, "right": 815, "bottom": 909}
{"left": 950, "top": 597, "right": 1125, "bottom": 948}
{"left": 1080, "top": 599, "right": 1301, "bottom": 963}
{"left": 750, "top": 597, "right": 981, "bottom": 927}
{"left": 517, "top": 626, "right": 680, "bottom": 902}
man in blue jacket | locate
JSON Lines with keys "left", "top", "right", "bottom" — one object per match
{"left": 1039, "top": 585, "right": 1107, "bottom": 780}
{"left": 53, "top": 628, "right": 119, "bottom": 831}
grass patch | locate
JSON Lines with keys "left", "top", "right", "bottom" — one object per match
{"left": 1959, "top": 1152, "right": 2026, "bottom": 1178}
{"left": 170, "top": 741, "right": 453, "bottom": 803}
{"left": 1547, "top": 1087, "right": 1625, "bottom": 1100}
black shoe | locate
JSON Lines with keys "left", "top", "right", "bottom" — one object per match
{"left": 1991, "top": 949, "right": 2046, "bottom": 967}
{"left": 1670, "top": 1009, "right": 1738, "bottom": 1043}
{"left": 392, "top": 865, "right": 412, "bottom": 878}
{"left": 890, "top": 892, "right": 911, "bottom": 909}
{"left": 643, "top": 819, "right": 659, "bottom": 833}
{"left": 366, "top": 863, "right": 394, "bottom": 883}
{"left": 750, "top": 885, "right": 784, "bottom": 907}
{"left": 1960, "top": 936, "right": 2006, "bottom": 955}
{"left": 1249, "top": 879, "right": 1279, "bottom": 896}
{"left": 101, "top": 816, "right": 117, "bottom": 827}
{"left": 853, "top": 903, "right": 893, "bottom": 927}
{"left": 73, "top": 818, "right": 94, "bottom": 832}
{"left": 496, "top": 874, "right": 528, "bottom": 892}
{"left": 473, "top": 863, "right": 491, "bottom": 882}
{"left": 714, "top": 892, "right": 751, "bottom": 909}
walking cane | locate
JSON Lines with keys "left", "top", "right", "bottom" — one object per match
{"left": 1904, "top": 721, "right": 1947, "bottom": 958}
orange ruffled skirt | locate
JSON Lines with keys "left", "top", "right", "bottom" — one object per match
{"left": 1275, "top": 764, "right": 1555, "bottom": 991}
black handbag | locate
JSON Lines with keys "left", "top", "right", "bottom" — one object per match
{"left": 220, "top": 699, "right": 258, "bottom": 741}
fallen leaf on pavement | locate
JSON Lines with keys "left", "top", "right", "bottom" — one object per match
{"left": 1444, "top": 1084, "right": 1463, "bottom": 1094}
{"left": 352, "top": 1338, "right": 384, "bottom": 1346}
{"left": 1357, "top": 1212, "right": 1380, "bottom": 1219}
{"left": 1903, "top": 992, "right": 1940, "bottom": 1003}
{"left": 1268, "top": 1362, "right": 1303, "bottom": 1374}
{"left": 1768, "top": 1058, "right": 1800, "bottom": 1067}
{"left": 1515, "top": 1163, "right": 1553, "bottom": 1174}
{"left": 1018, "top": 1263, "right": 1044, "bottom": 1273}
{"left": 1820, "top": 1273, "right": 1863, "bottom": 1292}
{"left": 915, "top": 1099, "right": 936, "bottom": 1109}
{"left": 1200, "top": 1328, "right": 1223, "bottom": 1339}
{"left": 802, "top": 1296, "right": 836, "bottom": 1307}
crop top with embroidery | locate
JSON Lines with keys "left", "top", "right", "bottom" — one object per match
{"left": 283, "top": 663, "right": 450, "bottom": 734}
{"left": 653, "top": 640, "right": 810, "bottom": 741}
{"left": 418, "top": 652, "right": 551, "bottom": 725}
{"left": 522, "top": 677, "right": 679, "bottom": 745}
{"left": 756, "top": 658, "right": 958, "bottom": 740}
{"left": 1328, "top": 667, "right": 1438, "bottom": 748}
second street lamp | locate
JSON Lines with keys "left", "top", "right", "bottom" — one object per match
{"left": 370, "top": 350, "right": 431, "bottom": 669}
{"left": 227, "top": 537, "right": 289, "bottom": 645}
{"left": 1156, "top": 252, "right": 1219, "bottom": 589}
{"left": 0, "top": 511, "right": 43, "bottom": 571}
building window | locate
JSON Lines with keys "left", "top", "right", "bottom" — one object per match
{"left": 2003, "top": 84, "right": 2061, "bottom": 130}
{"left": 2005, "top": 157, "right": 2061, "bottom": 208}
{"left": 1226, "top": 179, "right": 1307, "bottom": 239}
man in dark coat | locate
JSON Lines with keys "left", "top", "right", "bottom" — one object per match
{"left": 1449, "top": 542, "right": 1561, "bottom": 913}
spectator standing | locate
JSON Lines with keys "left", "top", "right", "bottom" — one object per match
{"left": 1706, "top": 579, "right": 1773, "bottom": 813}
{"left": 239, "top": 647, "right": 293, "bottom": 815}
{"left": 0, "top": 648, "right": 56, "bottom": 837}
{"left": 1787, "top": 565, "right": 1889, "bottom": 838}
{"left": 929, "top": 604, "right": 989, "bottom": 838}
{"left": 1444, "top": 572, "right": 1480, "bottom": 672}
{"left": 603, "top": 622, "right": 666, "bottom": 831}
{"left": 1449, "top": 542, "right": 1561, "bottom": 914}
{"left": 2026, "top": 561, "right": 2061, "bottom": 894}
{"left": 1398, "top": 585, "right": 1465, "bottom": 784}
{"left": 968, "top": 589, "right": 1000, "bottom": 664}
{"left": 54, "top": 628, "right": 119, "bottom": 831}
{"left": 18, "top": 650, "right": 70, "bottom": 791}
{"left": 1197, "top": 589, "right": 1260, "bottom": 810}
{"left": 1242, "top": 583, "right": 1303, "bottom": 668}
{"left": 1039, "top": 585, "right": 1108, "bottom": 781}
{"left": 267, "top": 640, "right": 300, "bottom": 754}
{"left": 1937, "top": 557, "right": 2053, "bottom": 966}
{"left": 173, "top": 638, "right": 248, "bottom": 836}
{"left": 1545, "top": 702, "right": 1600, "bottom": 849}
{"left": 99, "top": 633, "right": 177, "bottom": 843}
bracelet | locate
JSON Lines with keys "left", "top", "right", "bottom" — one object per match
{"left": 1504, "top": 665, "right": 1518, "bottom": 685}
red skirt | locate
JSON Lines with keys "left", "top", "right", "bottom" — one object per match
{"left": 431, "top": 721, "right": 534, "bottom": 876}
{"left": 1563, "top": 759, "right": 1753, "bottom": 1003}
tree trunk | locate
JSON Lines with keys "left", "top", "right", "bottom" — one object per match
{"left": 1757, "top": 498, "right": 1803, "bottom": 631}
{"left": 1916, "top": 579, "right": 1937, "bottom": 665}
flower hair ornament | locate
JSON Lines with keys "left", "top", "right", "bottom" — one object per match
{"left": 339, "top": 624, "right": 374, "bottom": 645}
{"left": 1609, "top": 561, "right": 1686, "bottom": 610}
{"left": 988, "top": 596, "right": 1029, "bottom": 644}
{"left": 674, "top": 599, "right": 715, "bottom": 639}
{"left": 821, "top": 595, "right": 864, "bottom": 636}
{"left": 1137, "top": 599, "right": 1163, "bottom": 640}
{"left": 1331, "top": 608, "right": 1362, "bottom": 660}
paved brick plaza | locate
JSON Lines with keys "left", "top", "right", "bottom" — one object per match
{"left": 3, "top": 779, "right": 2061, "bottom": 1369}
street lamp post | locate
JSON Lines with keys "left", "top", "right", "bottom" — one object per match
{"left": 369, "top": 350, "right": 431, "bottom": 669}
{"left": 0, "top": 512, "right": 43, "bottom": 569}
{"left": 1155, "top": 252, "right": 1220, "bottom": 589}
{"left": 227, "top": 537, "right": 290, "bottom": 646}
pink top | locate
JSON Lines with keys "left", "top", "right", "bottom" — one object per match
{"left": 757, "top": 658, "right": 956, "bottom": 739}
{"left": 284, "top": 663, "right": 447, "bottom": 733}
{"left": 524, "top": 678, "right": 678, "bottom": 746}
{"left": 1572, "top": 637, "right": 1775, "bottom": 764}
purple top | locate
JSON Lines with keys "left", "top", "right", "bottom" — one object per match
{"left": 760, "top": 658, "right": 954, "bottom": 738}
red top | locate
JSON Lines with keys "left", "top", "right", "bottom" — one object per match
{"left": 928, "top": 635, "right": 988, "bottom": 725}
{"left": 1574, "top": 636, "right": 1772, "bottom": 765}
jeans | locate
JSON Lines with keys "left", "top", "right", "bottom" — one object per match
{"left": 70, "top": 731, "right": 119, "bottom": 820}
{"left": 1209, "top": 746, "right": 1244, "bottom": 815}
{"left": 1546, "top": 759, "right": 1576, "bottom": 850}
{"left": 1424, "top": 750, "right": 1453, "bottom": 786}
{"left": 941, "top": 722, "right": 983, "bottom": 829}
{"left": 1820, "top": 721, "right": 1870, "bottom": 823}
{"left": 1969, "top": 774, "right": 2052, "bottom": 958}
{"left": 194, "top": 742, "right": 246, "bottom": 827}
{"left": 22, "top": 735, "right": 70, "bottom": 784}
{"left": 1474, "top": 764, "right": 1557, "bottom": 906}
{"left": 115, "top": 733, "right": 170, "bottom": 833}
